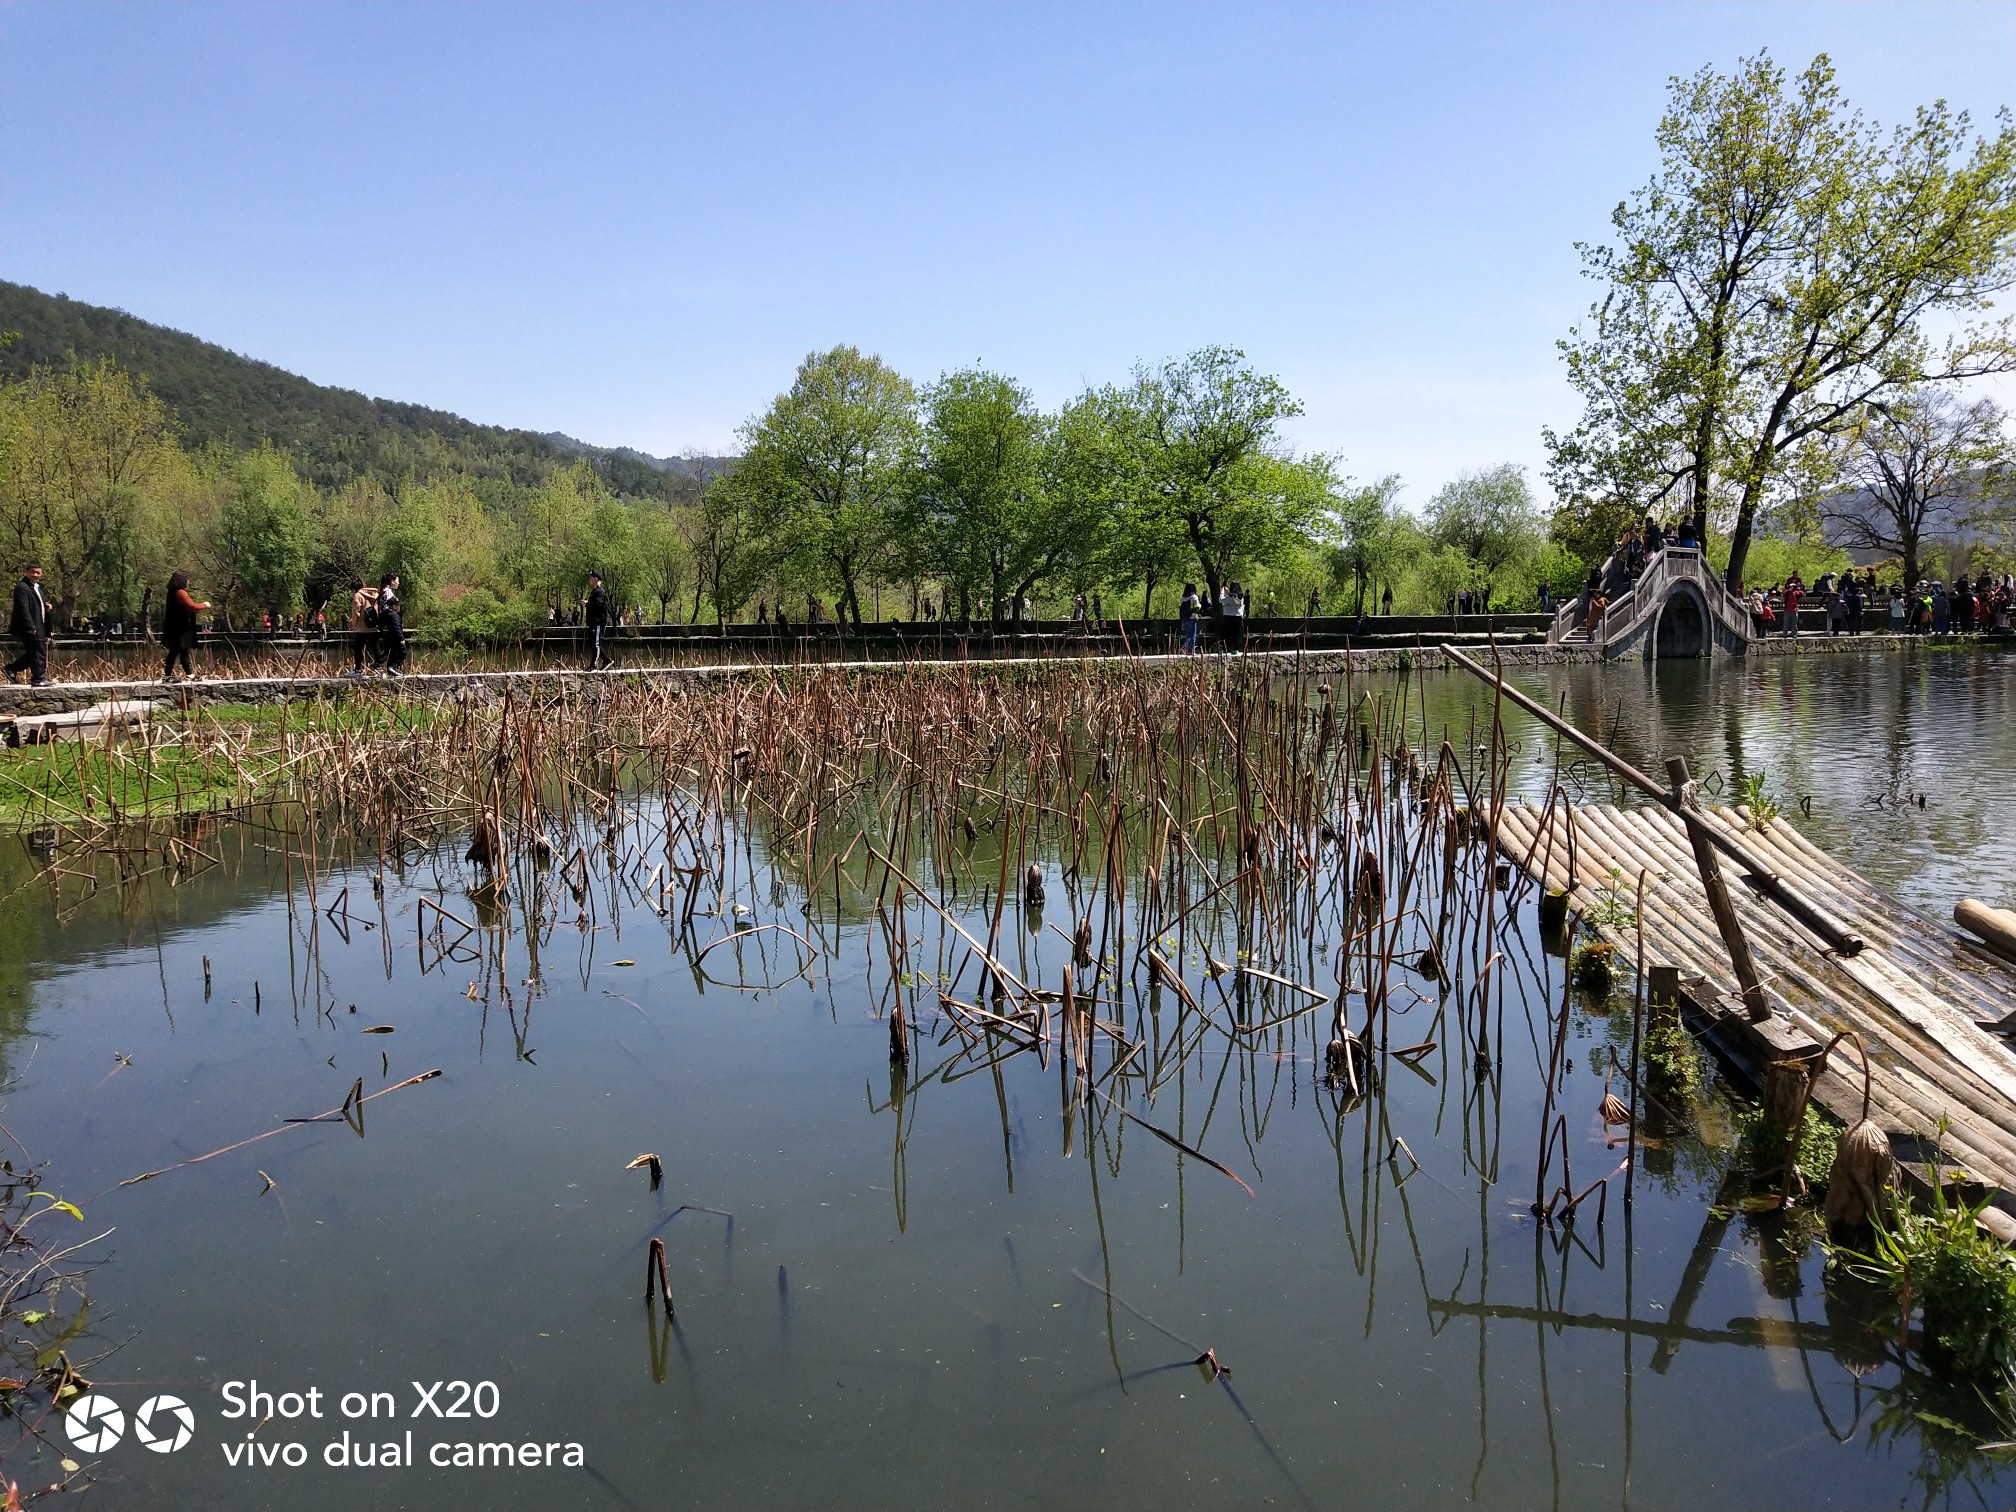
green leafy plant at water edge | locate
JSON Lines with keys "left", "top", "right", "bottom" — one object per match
{"left": 1569, "top": 941, "right": 1615, "bottom": 993}
{"left": 1581, "top": 866, "right": 1639, "bottom": 929}
{"left": 1737, "top": 770, "right": 1782, "bottom": 831}
{"left": 1733, "top": 1101, "right": 1838, "bottom": 1191}
{"left": 1834, "top": 1173, "right": 2016, "bottom": 1416}
{"left": 1642, "top": 1018, "right": 1702, "bottom": 1092}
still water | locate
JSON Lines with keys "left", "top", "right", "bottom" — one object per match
{"left": 0, "top": 647, "right": 2008, "bottom": 1511}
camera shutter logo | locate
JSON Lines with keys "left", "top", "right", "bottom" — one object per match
{"left": 64, "top": 1394, "right": 126, "bottom": 1454}
{"left": 133, "top": 1394, "right": 195, "bottom": 1453}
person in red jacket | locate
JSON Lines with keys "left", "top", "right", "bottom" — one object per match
{"left": 1781, "top": 576, "right": 1804, "bottom": 637}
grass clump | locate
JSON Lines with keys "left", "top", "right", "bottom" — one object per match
{"left": 1581, "top": 866, "right": 1639, "bottom": 929}
{"left": 1738, "top": 769, "right": 1782, "bottom": 830}
{"left": 1836, "top": 1177, "right": 2016, "bottom": 1412}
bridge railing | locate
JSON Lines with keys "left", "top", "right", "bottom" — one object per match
{"left": 1550, "top": 546, "right": 1754, "bottom": 649}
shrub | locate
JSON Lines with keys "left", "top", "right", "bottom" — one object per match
{"left": 418, "top": 588, "right": 542, "bottom": 648}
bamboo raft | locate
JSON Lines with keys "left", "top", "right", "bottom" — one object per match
{"left": 1497, "top": 800, "right": 2016, "bottom": 1198}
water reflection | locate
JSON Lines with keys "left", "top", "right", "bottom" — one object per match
{"left": 0, "top": 649, "right": 2008, "bottom": 1509}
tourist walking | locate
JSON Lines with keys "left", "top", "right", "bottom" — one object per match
{"left": 376, "top": 574, "right": 406, "bottom": 675}
{"left": 1179, "top": 583, "right": 1200, "bottom": 653}
{"left": 584, "top": 571, "right": 611, "bottom": 670}
{"left": 1221, "top": 581, "right": 1248, "bottom": 655}
{"left": 1781, "top": 577, "right": 1803, "bottom": 637}
{"left": 160, "top": 571, "right": 210, "bottom": 682}
{"left": 5, "top": 564, "right": 50, "bottom": 686}
{"left": 347, "top": 578, "right": 376, "bottom": 675}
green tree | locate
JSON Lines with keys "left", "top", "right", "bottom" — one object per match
{"left": 0, "top": 360, "right": 177, "bottom": 623}
{"left": 913, "top": 369, "right": 1046, "bottom": 619}
{"left": 683, "top": 477, "right": 770, "bottom": 624}
{"left": 374, "top": 487, "right": 448, "bottom": 616}
{"left": 1321, "top": 475, "right": 1399, "bottom": 613}
{"left": 636, "top": 506, "right": 690, "bottom": 623}
{"left": 316, "top": 478, "right": 392, "bottom": 606}
{"left": 1126, "top": 347, "right": 1313, "bottom": 602}
{"left": 1426, "top": 463, "right": 1544, "bottom": 582}
{"left": 216, "top": 446, "right": 317, "bottom": 621}
{"left": 553, "top": 496, "right": 643, "bottom": 615}
{"left": 733, "top": 346, "right": 918, "bottom": 625}
{"left": 1549, "top": 52, "right": 2016, "bottom": 590}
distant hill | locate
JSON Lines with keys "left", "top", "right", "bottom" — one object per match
{"left": 0, "top": 281, "right": 732, "bottom": 501}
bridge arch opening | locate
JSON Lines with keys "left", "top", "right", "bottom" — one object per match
{"left": 1655, "top": 586, "right": 1709, "bottom": 658}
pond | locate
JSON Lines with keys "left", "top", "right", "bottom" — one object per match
{"left": 0, "top": 647, "right": 2008, "bottom": 1510}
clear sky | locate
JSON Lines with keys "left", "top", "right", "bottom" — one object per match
{"left": 2, "top": 1, "right": 2011, "bottom": 504}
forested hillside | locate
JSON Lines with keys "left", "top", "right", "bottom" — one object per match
{"left": 0, "top": 281, "right": 720, "bottom": 502}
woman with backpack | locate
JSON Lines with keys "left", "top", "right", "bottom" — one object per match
{"left": 160, "top": 570, "right": 210, "bottom": 683}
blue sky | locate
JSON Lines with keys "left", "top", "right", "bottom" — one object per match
{"left": 2, "top": 1, "right": 2011, "bottom": 504}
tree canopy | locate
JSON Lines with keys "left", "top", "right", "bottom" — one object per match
{"left": 1547, "top": 52, "right": 2016, "bottom": 589}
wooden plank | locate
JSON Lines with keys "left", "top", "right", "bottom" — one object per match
{"left": 1497, "top": 800, "right": 2016, "bottom": 1193}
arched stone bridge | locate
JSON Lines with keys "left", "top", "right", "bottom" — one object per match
{"left": 1548, "top": 546, "right": 1754, "bottom": 659}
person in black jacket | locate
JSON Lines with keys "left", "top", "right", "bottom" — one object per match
{"left": 6, "top": 565, "right": 50, "bottom": 686}
{"left": 160, "top": 571, "right": 210, "bottom": 681}
{"left": 376, "top": 574, "right": 407, "bottom": 676}
{"left": 584, "top": 572, "right": 610, "bottom": 671}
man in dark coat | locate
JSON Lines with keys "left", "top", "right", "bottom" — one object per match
{"left": 376, "top": 574, "right": 407, "bottom": 676}
{"left": 584, "top": 572, "right": 611, "bottom": 671}
{"left": 6, "top": 565, "right": 50, "bottom": 685}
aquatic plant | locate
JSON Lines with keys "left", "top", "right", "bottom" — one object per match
{"left": 1570, "top": 940, "right": 1615, "bottom": 992}
{"left": 1581, "top": 865, "right": 1640, "bottom": 929}
{"left": 1737, "top": 769, "right": 1782, "bottom": 830}
{"left": 1734, "top": 1100, "right": 1840, "bottom": 1191}
{"left": 1642, "top": 1017, "right": 1703, "bottom": 1093}
{"left": 1836, "top": 1160, "right": 2016, "bottom": 1418}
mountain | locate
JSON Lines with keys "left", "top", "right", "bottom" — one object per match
{"left": 0, "top": 281, "right": 730, "bottom": 501}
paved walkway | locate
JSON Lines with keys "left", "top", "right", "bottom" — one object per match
{"left": 0, "top": 640, "right": 1604, "bottom": 713}
{"left": 0, "top": 631, "right": 1986, "bottom": 715}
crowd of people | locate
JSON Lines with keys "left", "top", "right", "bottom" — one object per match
{"left": 1563, "top": 514, "right": 1706, "bottom": 636}
{"left": 1556, "top": 512, "right": 2016, "bottom": 645}
{"left": 5, "top": 552, "right": 2014, "bottom": 686}
{"left": 1744, "top": 569, "right": 2016, "bottom": 636}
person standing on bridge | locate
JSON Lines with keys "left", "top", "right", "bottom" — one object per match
{"left": 1179, "top": 583, "right": 1200, "bottom": 652}
{"left": 346, "top": 578, "right": 376, "bottom": 676}
{"left": 376, "top": 574, "right": 407, "bottom": 676}
{"left": 584, "top": 571, "right": 611, "bottom": 671}
{"left": 1220, "top": 581, "right": 1248, "bottom": 655}
{"left": 5, "top": 564, "right": 50, "bottom": 687}
{"left": 160, "top": 571, "right": 210, "bottom": 682}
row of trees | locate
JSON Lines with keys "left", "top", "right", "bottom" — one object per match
{"left": 0, "top": 357, "right": 708, "bottom": 636}
{"left": 11, "top": 50, "right": 2009, "bottom": 630}
{"left": 0, "top": 346, "right": 1583, "bottom": 635}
